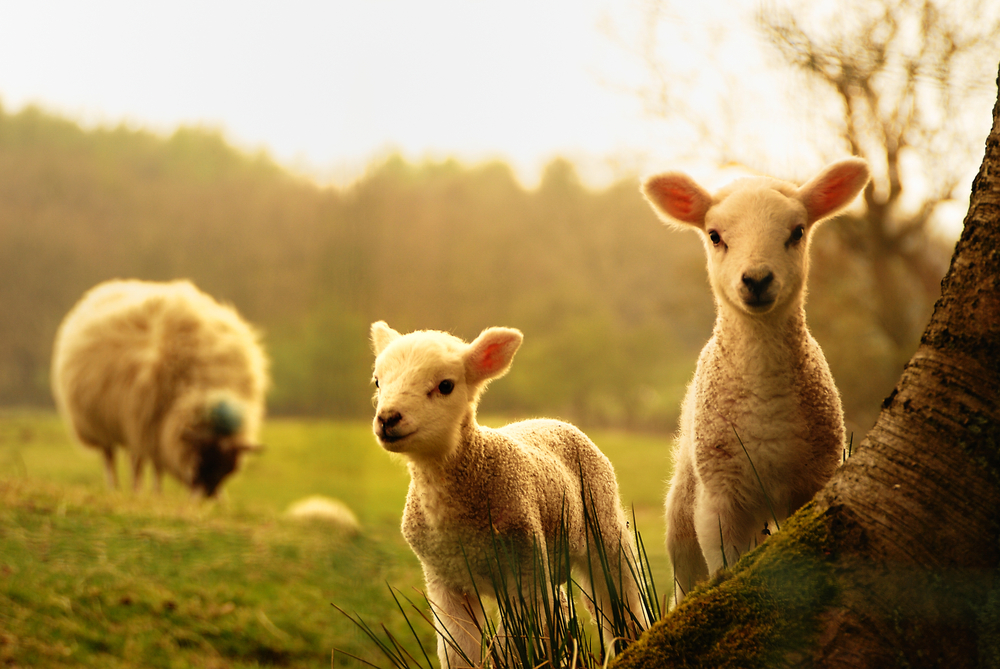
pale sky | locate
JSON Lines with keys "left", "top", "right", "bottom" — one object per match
{"left": 0, "top": 0, "right": 779, "bottom": 187}
{"left": 0, "top": 0, "right": 992, "bottom": 220}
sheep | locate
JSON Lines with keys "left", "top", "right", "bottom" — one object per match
{"left": 641, "top": 158, "right": 870, "bottom": 604}
{"left": 286, "top": 495, "right": 361, "bottom": 533}
{"left": 370, "top": 321, "right": 647, "bottom": 668}
{"left": 51, "top": 279, "right": 269, "bottom": 497}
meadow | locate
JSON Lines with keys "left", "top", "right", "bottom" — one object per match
{"left": 0, "top": 409, "right": 673, "bottom": 668}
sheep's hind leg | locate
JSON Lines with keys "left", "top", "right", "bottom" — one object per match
{"left": 693, "top": 497, "right": 757, "bottom": 576}
{"left": 665, "top": 458, "right": 708, "bottom": 606}
{"left": 129, "top": 451, "right": 146, "bottom": 493}
{"left": 574, "top": 541, "right": 647, "bottom": 656}
{"left": 100, "top": 446, "right": 118, "bottom": 489}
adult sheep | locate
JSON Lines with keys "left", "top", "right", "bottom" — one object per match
{"left": 51, "top": 279, "right": 269, "bottom": 497}
{"left": 641, "top": 158, "right": 870, "bottom": 604}
{"left": 370, "top": 321, "right": 648, "bottom": 668}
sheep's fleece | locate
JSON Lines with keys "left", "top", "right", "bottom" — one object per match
{"left": 51, "top": 279, "right": 268, "bottom": 496}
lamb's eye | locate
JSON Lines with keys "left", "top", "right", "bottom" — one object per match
{"left": 438, "top": 380, "right": 455, "bottom": 395}
{"left": 373, "top": 378, "right": 379, "bottom": 389}
{"left": 789, "top": 225, "right": 805, "bottom": 244}
{"left": 708, "top": 230, "right": 722, "bottom": 246}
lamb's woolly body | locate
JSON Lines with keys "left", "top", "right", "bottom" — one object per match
{"left": 51, "top": 279, "right": 269, "bottom": 496}
{"left": 371, "top": 322, "right": 644, "bottom": 668}
{"left": 642, "top": 159, "right": 870, "bottom": 603}
{"left": 403, "top": 419, "right": 623, "bottom": 590}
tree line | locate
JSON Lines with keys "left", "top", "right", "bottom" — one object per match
{"left": 0, "top": 103, "right": 944, "bottom": 433}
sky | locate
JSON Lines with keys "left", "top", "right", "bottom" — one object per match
{"left": 0, "top": 0, "right": 993, "bottom": 220}
{"left": 0, "top": 0, "right": 779, "bottom": 188}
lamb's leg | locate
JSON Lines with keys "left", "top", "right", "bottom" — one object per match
{"left": 426, "top": 581, "right": 485, "bottom": 669}
{"left": 575, "top": 532, "right": 649, "bottom": 654}
{"left": 693, "top": 493, "right": 757, "bottom": 575}
{"left": 664, "top": 455, "right": 708, "bottom": 605}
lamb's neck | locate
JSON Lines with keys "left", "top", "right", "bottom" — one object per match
{"left": 714, "top": 303, "right": 811, "bottom": 373}
{"left": 407, "top": 414, "right": 484, "bottom": 487}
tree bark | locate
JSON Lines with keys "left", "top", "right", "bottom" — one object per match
{"left": 613, "top": 63, "right": 1000, "bottom": 668}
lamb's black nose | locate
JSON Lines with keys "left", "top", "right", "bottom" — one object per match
{"left": 378, "top": 411, "right": 402, "bottom": 430}
{"left": 742, "top": 271, "right": 774, "bottom": 298}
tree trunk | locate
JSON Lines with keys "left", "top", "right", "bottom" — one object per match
{"left": 612, "top": 63, "right": 1000, "bottom": 669}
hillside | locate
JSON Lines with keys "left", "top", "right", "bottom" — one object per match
{"left": 0, "top": 410, "right": 675, "bottom": 668}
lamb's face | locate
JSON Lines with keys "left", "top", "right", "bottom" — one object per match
{"left": 642, "top": 160, "right": 871, "bottom": 321}
{"left": 370, "top": 322, "right": 523, "bottom": 463}
{"left": 372, "top": 332, "right": 472, "bottom": 460}
{"left": 702, "top": 187, "right": 810, "bottom": 317}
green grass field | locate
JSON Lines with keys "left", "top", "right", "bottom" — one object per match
{"left": 0, "top": 409, "right": 673, "bottom": 668}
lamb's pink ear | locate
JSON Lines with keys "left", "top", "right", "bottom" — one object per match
{"left": 371, "top": 321, "right": 402, "bottom": 355}
{"left": 465, "top": 327, "right": 523, "bottom": 386}
{"left": 798, "top": 158, "right": 870, "bottom": 224}
{"left": 641, "top": 172, "right": 713, "bottom": 228}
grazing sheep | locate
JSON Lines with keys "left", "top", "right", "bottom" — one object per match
{"left": 641, "top": 158, "right": 870, "bottom": 603}
{"left": 51, "top": 279, "right": 268, "bottom": 497}
{"left": 370, "top": 321, "right": 646, "bottom": 668}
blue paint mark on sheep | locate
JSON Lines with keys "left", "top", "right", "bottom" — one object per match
{"left": 209, "top": 399, "right": 243, "bottom": 436}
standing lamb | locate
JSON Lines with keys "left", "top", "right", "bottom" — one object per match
{"left": 641, "top": 158, "right": 870, "bottom": 603}
{"left": 51, "top": 279, "right": 269, "bottom": 497}
{"left": 370, "top": 321, "right": 647, "bottom": 668}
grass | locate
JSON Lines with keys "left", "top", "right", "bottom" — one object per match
{"left": 0, "top": 409, "right": 673, "bottom": 668}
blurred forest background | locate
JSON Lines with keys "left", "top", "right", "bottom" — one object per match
{"left": 0, "top": 101, "right": 955, "bottom": 437}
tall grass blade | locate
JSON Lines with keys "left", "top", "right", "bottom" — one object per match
{"left": 718, "top": 515, "right": 728, "bottom": 570}
{"left": 387, "top": 588, "right": 436, "bottom": 669}
{"left": 332, "top": 599, "right": 411, "bottom": 669}
{"left": 732, "top": 426, "right": 781, "bottom": 532}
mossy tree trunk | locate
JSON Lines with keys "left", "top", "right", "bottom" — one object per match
{"left": 613, "top": 64, "right": 1000, "bottom": 669}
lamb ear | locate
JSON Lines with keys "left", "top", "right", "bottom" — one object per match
{"left": 641, "top": 172, "right": 713, "bottom": 228}
{"left": 465, "top": 327, "right": 523, "bottom": 386}
{"left": 798, "top": 158, "right": 870, "bottom": 224}
{"left": 371, "top": 321, "right": 402, "bottom": 355}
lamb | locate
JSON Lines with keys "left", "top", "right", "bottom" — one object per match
{"left": 370, "top": 321, "right": 647, "bottom": 668}
{"left": 641, "top": 158, "right": 870, "bottom": 604}
{"left": 51, "top": 279, "right": 269, "bottom": 497}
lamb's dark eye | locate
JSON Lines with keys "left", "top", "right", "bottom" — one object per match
{"left": 438, "top": 380, "right": 455, "bottom": 395}
{"left": 789, "top": 225, "right": 805, "bottom": 244}
{"left": 708, "top": 230, "right": 722, "bottom": 246}
{"left": 374, "top": 378, "right": 379, "bottom": 389}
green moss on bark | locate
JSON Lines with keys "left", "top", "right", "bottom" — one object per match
{"left": 612, "top": 503, "right": 839, "bottom": 669}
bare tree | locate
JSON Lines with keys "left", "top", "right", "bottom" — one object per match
{"left": 612, "top": 62, "right": 1000, "bottom": 668}
{"left": 757, "top": 0, "right": 1000, "bottom": 350}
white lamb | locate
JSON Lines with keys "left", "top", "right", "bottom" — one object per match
{"left": 370, "top": 321, "right": 647, "bottom": 668}
{"left": 51, "top": 279, "right": 269, "bottom": 497}
{"left": 641, "top": 158, "right": 870, "bottom": 603}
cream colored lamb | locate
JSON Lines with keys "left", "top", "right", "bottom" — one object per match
{"left": 641, "top": 158, "right": 870, "bottom": 604}
{"left": 51, "top": 279, "right": 269, "bottom": 497}
{"left": 370, "top": 321, "right": 647, "bottom": 668}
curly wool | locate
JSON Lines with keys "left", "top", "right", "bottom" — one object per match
{"left": 51, "top": 279, "right": 269, "bottom": 496}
